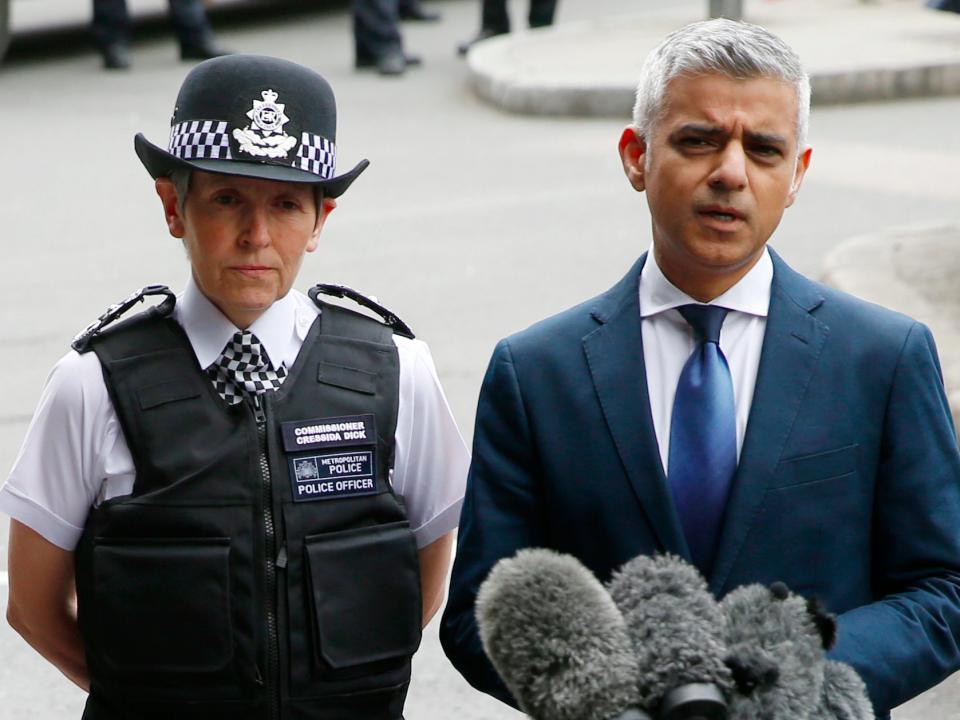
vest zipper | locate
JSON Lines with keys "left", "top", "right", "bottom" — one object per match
{"left": 253, "top": 394, "right": 281, "bottom": 720}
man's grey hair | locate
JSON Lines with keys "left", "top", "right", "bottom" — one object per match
{"left": 632, "top": 19, "right": 811, "bottom": 150}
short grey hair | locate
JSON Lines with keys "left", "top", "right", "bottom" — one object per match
{"left": 632, "top": 19, "right": 811, "bottom": 150}
{"left": 168, "top": 168, "right": 192, "bottom": 214}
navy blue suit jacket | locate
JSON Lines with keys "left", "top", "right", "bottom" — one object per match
{"left": 440, "top": 250, "right": 960, "bottom": 717}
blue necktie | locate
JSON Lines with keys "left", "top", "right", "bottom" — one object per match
{"left": 668, "top": 304, "right": 737, "bottom": 575}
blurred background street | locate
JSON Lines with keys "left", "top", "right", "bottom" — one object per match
{"left": 0, "top": 0, "right": 958, "bottom": 717}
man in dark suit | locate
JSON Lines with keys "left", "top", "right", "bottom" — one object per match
{"left": 440, "top": 18, "right": 960, "bottom": 719}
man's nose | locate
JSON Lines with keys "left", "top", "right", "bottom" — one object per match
{"left": 708, "top": 142, "right": 748, "bottom": 192}
{"left": 241, "top": 206, "right": 272, "bottom": 248}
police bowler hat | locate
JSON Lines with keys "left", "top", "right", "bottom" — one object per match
{"left": 135, "top": 54, "right": 368, "bottom": 198}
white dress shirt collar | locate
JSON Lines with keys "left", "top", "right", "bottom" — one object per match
{"left": 175, "top": 275, "right": 316, "bottom": 371}
{"left": 639, "top": 245, "right": 773, "bottom": 318}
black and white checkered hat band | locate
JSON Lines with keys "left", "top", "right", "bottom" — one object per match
{"left": 167, "top": 121, "right": 336, "bottom": 179}
{"left": 169, "top": 120, "right": 233, "bottom": 161}
{"left": 295, "top": 133, "right": 336, "bottom": 179}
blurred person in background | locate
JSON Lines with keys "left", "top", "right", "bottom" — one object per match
{"left": 355, "top": 0, "right": 439, "bottom": 75}
{"left": 927, "top": 0, "right": 960, "bottom": 13}
{"left": 400, "top": 0, "right": 441, "bottom": 22}
{"left": 457, "top": 0, "right": 557, "bottom": 56}
{"left": 92, "top": 0, "right": 229, "bottom": 70}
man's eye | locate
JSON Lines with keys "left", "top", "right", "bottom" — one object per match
{"left": 214, "top": 194, "right": 238, "bottom": 205}
{"left": 279, "top": 200, "right": 301, "bottom": 211}
{"left": 678, "top": 137, "right": 715, "bottom": 150}
{"left": 751, "top": 145, "right": 782, "bottom": 157}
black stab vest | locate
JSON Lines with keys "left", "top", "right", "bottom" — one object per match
{"left": 73, "top": 298, "right": 421, "bottom": 720}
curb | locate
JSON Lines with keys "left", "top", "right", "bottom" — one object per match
{"left": 469, "top": 57, "right": 960, "bottom": 118}
{"left": 466, "top": 4, "right": 960, "bottom": 118}
{"left": 821, "top": 224, "right": 960, "bottom": 436}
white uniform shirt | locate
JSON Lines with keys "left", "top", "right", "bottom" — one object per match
{"left": 0, "top": 278, "right": 470, "bottom": 550}
{"left": 640, "top": 247, "right": 772, "bottom": 472}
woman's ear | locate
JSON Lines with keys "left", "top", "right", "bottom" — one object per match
{"left": 155, "top": 178, "right": 185, "bottom": 238}
{"left": 307, "top": 197, "right": 337, "bottom": 252}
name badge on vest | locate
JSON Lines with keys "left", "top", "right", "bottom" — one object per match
{"left": 281, "top": 415, "right": 378, "bottom": 502}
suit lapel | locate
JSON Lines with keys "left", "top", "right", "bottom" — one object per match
{"left": 583, "top": 254, "right": 690, "bottom": 558}
{"left": 710, "top": 250, "right": 829, "bottom": 595}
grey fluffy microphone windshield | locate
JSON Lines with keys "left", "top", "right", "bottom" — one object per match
{"left": 607, "top": 554, "right": 733, "bottom": 719}
{"left": 476, "top": 548, "right": 650, "bottom": 720}
{"left": 722, "top": 582, "right": 873, "bottom": 720}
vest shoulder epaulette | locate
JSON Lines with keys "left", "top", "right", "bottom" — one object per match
{"left": 73, "top": 283, "right": 415, "bottom": 354}
{"left": 308, "top": 283, "right": 415, "bottom": 340}
{"left": 72, "top": 285, "right": 178, "bottom": 354}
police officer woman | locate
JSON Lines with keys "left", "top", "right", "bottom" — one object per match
{"left": 2, "top": 54, "right": 468, "bottom": 720}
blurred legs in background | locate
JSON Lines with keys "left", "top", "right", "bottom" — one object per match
{"left": 399, "top": 0, "right": 441, "bottom": 22}
{"left": 457, "top": 0, "right": 557, "bottom": 56}
{"left": 927, "top": 0, "right": 960, "bottom": 12}
{"left": 91, "top": 0, "right": 228, "bottom": 69}
{"left": 354, "top": 0, "right": 427, "bottom": 76}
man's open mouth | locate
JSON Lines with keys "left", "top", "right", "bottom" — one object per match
{"left": 698, "top": 206, "right": 746, "bottom": 224}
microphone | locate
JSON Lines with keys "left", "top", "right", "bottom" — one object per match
{"left": 607, "top": 554, "right": 732, "bottom": 720}
{"left": 476, "top": 548, "right": 651, "bottom": 720}
{"left": 721, "top": 582, "right": 873, "bottom": 720}
{"left": 818, "top": 660, "right": 874, "bottom": 720}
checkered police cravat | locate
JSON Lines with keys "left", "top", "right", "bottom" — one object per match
{"left": 206, "top": 330, "right": 287, "bottom": 405}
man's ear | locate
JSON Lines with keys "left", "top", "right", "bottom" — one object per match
{"left": 785, "top": 146, "right": 812, "bottom": 208}
{"left": 307, "top": 197, "right": 337, "bottom": 253}
{"left": 618, "top": 126, "right": 648, "bottom": 193}
{"left": 155, "top": 178, "right": 185, "bottom": 238}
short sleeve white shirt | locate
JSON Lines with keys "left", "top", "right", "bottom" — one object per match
{"left": 0, "top": 278, "right": 469, "bottom": 550}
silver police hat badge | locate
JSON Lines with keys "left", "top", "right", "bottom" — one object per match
{"left": 234, "top": 89, "right": 296, "bottom": 159}
{"left": 134, "top": 54, "right": 368, "bottom": 198}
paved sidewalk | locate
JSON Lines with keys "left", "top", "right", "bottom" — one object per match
{"left": 466, "top": 0, "right": 960, "bottom": 116}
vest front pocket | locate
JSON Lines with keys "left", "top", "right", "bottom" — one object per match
{"left": 90, "top": 537, "right": 234, "bottom": 675}
{"left": 304, "top": 522, "right": 422, "bottom": 671}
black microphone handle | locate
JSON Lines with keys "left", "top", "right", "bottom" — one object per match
{"left": 608, "top": 709, "right": 653, "bottom": 720}
{"left": 658, "top": 683, "right": 727, "bottom": 720}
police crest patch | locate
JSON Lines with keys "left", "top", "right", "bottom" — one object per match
{"left": 233, "top": 89, "right": 297, "bottom": 159}
{"left": 294, "top": 458, "right": 320, "bottom": 481}
{"left": 288, "top": 450, "right": 377, "bottom": 502}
